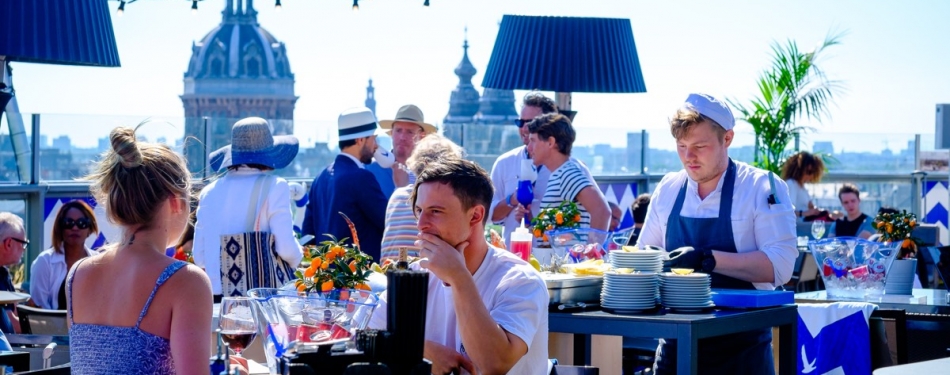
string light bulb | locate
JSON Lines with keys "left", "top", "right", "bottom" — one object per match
{"left": 117, "top": 1, "right": 126, "bottom": 15}
{"left": 191, "top": 0, "right": 198, "bottom": 14}
{"left": 352, "top": 0, "right": 359, "bottom": 11}
{"left": 423, "top": 0, "right": 429, "bottom": 6}
{"left": 275, "top": 0, "right": 281, "bottom": 11}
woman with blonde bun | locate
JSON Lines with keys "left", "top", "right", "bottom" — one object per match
{"left": 67, "top": 125, "right": 213, "bottom": 374}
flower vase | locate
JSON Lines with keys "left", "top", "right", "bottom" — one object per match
{"left": 884, "top": 258, "right": 917, "bottom": 295}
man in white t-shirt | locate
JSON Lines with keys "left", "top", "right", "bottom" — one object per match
{"left": 369, "top": 158, "right": 548, "bottom": 375}
{"left": 489, "top": 92, "right": 594, "bottom": 246}
{"left": 527, "top": 113, "right": 611, "bottom": 233}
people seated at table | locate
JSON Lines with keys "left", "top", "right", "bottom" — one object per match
{"left": 369, "top": 157, "right": 549, "bottom": 374}
{"left": 829, "top": 184, "right": 873, "bottom": 239}
{"left": 29, "top": 200, "right": 100, "bottom": 310}
{"left": 637, "top": 93, "right": 797, "bottom": 374}
{"left": 380, "top": 133, "right": 464, "bottom": 261}
{"left": 68, "top": 126, "right": 212, "bottom": 374}
{"left": 527, "top": 113, "right": 611, "bottom": 232}
{"left": 783, "top": 151, "right": 833, "bottom": 222}
{"left": 0, "top": 212, "right": 28, "bottom": 334}
{"left": 193, "top": 117, "right": 303, "bottom": 301}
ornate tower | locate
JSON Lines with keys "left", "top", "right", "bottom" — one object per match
{"left": 365, "top": 78, "right": 376, "bottom": 116}
{"left": 181, "top": 0, "right": 297, "bottom": 173}
{"left": 473, "top": 87, "right": 518, "bottom": 125}
{"left": 443, "top": 37, "right": 480, "bottom": 124}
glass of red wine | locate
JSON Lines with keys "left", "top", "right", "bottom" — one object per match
{"left": 218, "top": 297, "right": 259, "bottom": 357}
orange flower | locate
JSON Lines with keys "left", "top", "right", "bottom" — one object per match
{"left": 348, "top": 260, "right": 357, "bottom": 273}
{"left": 297, "top": 283, "right": 307, "bottom": 292}
{"left": 533, "top": 229, "right": 542, "bottom": 238}
{"left": 555, "top": 212, "right": 564, "bottom": 225}
{"left": 356, "top": 283, "right": 371, "bottom": 291}
{"left": 574, "top": 214, "right": 581, "bottom": 222}
{"left": 902, "top": 238, "right": 914, "bottom": 249}
{"left": 542, "top": 234, "right": 549, "bottom": 242}
{"left": 304, "top": 265, "right": 317, "bottom": 278}
{"left": 325, "top": 252, "right": 337, "bottom": 263}
{"left": 321, "top": 260, "right": 330, "bottom": 270}
{"left": 321, "top": 280, "right": 335, "bottom": 292}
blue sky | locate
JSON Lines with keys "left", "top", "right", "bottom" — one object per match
{"left": 6, "top": 0, "right": 950, "bottom": 152}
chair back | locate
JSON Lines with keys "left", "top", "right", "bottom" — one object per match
{"left": 796, "top": 253, "right": 819, "bottom": 292}
{"left": 870, "top": 309, "right": 907, "bottom": 370}
{"left": 17, "top": 305, "right": 68, "bottom": 335}
{"left": 18, "top": 363, "right": 71, "bottom": 375}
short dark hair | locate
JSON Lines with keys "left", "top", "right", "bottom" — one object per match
{"left": 339, "top": 139, "right": 358, "bottom": 150}
{"left": 410, "top": 158, "right": 494, "bottom": 224}
{"left": 838, "top": 183, "right": 860, "bottom": 201}
{"left": 526, "top": 113, "right": 575, "bottom": 156}
{"left": 522, "top": 91, "right": 558, "bottom": 114}
{"left": 631, "top": 193, "right": 651, "bottom": 224}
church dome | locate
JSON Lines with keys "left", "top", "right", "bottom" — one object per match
{"left": 184, "top": 0, "right": 293, "bottom": 80}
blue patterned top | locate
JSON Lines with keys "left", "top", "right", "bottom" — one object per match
{"left": 68, "top": 260, "right": 188, "bottom": 375}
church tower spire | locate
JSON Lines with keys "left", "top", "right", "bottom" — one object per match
{"left": 444, "top": 29, "right": 480, "bottom": 124}
{"left": 365, "top": 78, "right": 377, "bottom": 116}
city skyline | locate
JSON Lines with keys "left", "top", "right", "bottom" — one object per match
{"left": 2, "top": 0, "right": 949, "bottom": 154}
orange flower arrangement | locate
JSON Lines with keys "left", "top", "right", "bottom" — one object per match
{"left": 531, "top": 201, "right": 582, "bottom": 243}
{"left": 294, "top": 213, "right": 374, "bottom": 293}
{"left": 871, "top": 210, "right": 920, "bottom": 259}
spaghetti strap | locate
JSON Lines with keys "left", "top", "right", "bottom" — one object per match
{"left": 135, "top": 261, "right": 188, "bottom": 328}
{"left": 66, "top": 257, "right": 93, "bottom": 325}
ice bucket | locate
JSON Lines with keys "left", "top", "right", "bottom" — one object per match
{"left": 251, "top": 288, "right": 379, "bottom": 360}
{"left": 808, "top": 237, "right": 901, "bottom": 299}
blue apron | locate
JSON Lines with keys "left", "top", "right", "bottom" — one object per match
{"left": 654, "top": 159, "right": 774, "bottom": 375}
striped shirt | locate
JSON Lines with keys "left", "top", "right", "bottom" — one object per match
{"left": 380, "top": 185, "right": 420, "bottom": 261}
{"left": 541, "top": 160, "right": 594, "bottom": 230}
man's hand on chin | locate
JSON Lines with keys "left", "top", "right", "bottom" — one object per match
{"left": 417, "top": 233, "right": 470, "bottom": 286}
{"left": 425, "top": 340, "right": 476, "bottom": 375}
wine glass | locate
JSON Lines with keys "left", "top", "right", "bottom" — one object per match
{"left": 811, "top": 221, "right": 826, "bottom": 240}
{"left": 218, "top": 297, "right": 259, "bottom": 357}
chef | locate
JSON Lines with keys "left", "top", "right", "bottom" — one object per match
{"left": 636, "top": 93, "right": 798, "bottom": 374}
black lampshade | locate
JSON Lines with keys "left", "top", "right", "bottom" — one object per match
{"left": 0, "top": 0, "right": 121, "bottom": 67}
{"left": 482, "top": 15, "right": 646, "bottom": 93}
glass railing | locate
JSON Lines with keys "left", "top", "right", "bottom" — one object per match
{"left": 1, "top": 113, "right": 935, "bottom": 182}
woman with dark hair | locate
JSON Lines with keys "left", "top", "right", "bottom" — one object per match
{"left": 782, "top": 151, "right": 829, "bottom": 221}
{"left": 29, "top": 200, "right": 100, "bottom": 310}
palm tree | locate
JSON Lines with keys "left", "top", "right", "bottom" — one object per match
{"left": 729, "top": 31, "right": 846, "bottom": 174}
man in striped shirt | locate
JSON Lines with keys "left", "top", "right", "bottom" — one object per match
{"left": 526, "top": 113, "right": 611, "bottom": 233}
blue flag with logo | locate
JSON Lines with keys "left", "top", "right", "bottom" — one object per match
{"left": 797, "top": 302, "right": 877, "bottom": 375}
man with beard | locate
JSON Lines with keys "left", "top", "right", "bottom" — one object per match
{"left": 303, "top": 107, "right": 388, "bottom": 260}
{"left": 369, "top": 158, "right": 548, "bottom": 375}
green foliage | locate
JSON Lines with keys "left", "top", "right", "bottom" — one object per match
{"left": 729, "top": 31, "right": 846, "bottom": 174}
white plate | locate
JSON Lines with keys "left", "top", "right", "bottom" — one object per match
{"left": 660, "top": 272, "right": 711, "bottom": 279}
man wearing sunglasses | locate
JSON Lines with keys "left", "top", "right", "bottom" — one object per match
{"left": 488, "top": 92, "right": 594, "bottom": 247}
{"left": 0, "top": 212, "right": 28, "bottom": 335}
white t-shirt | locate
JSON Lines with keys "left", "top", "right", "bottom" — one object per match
{"left": 785, "top": 178, "right": 811, "bottom": 212}
{"left": 369, "top": 245, "right": 549, "bottom": 374}
{"left": 541, "top": 160, "right": 595, "bottom": 230}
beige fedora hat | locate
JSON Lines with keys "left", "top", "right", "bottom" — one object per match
{"left": 378, "top": 104, "right": 437, "bottom": 134}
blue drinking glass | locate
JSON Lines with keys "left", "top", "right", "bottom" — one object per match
{"left": 517, "top": 180, "right": 534, "bottom": 207}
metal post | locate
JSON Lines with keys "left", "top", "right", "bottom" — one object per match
{"left": 640, "top": 129, "right": 647, "bottom": 175}
{"left": 26, "top": 114, "right": 45, "bottom": 280}
{"left": 794, "top": 132, "right": 800, "bottom": 152}
{"left": 31, "top": 114, "right": 40, "bottom": 184}
{"left": 911, "top": 170, "right": 927, "bottom": 222}
{"left": 202, "top": 116, "right": 210, "bottom": 180}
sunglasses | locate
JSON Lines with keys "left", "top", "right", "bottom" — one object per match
{"left": 62, "top": 217, "right": 92, "bottom": 230}
{"left": 515, "top": 119, "right": 533, "bottom": 128}
{"left": 8, "top": 237, "right": 28, "bottom": 250}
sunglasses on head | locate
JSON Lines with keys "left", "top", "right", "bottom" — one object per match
{"left": 515, "top": 119, "right": 533, "bottom": 128}
{"left": 62, "top": 217, "right": 91, "bottom": 230}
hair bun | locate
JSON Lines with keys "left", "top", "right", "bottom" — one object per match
{"left": 110, "top": 127, "right": 143, "bottom": 168}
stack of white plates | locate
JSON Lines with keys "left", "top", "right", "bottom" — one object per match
{"left": 600, "top": 271, "right": 658, "bottom": 313}
{"left": 659, "top": 272, "right": 714, "bottom": 312}
{"left": 609, "top": 249, "right": 663, "bottom": 273}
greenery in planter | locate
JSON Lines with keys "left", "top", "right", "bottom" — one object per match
{"left": 729, "top": 31, "right": 846, "bottom": 175}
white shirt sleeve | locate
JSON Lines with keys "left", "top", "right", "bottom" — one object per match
{"left": 264, "top": 177, "right": 304, "bottom": 267}
{"left": 751, "top": 176, "right": 799, "bottom": 289}
{"left": 192, "top": 185, "right": 212, "bottom": 270}
{"left": 488, "top": 156, "right": 510, "bottom": 225}
{"left": 29, "top": 252, "right": 53, "bottom": 309}
{"left": 488, "top": 273, "right": 548, "bottom": 350}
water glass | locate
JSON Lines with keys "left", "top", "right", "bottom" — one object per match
{"left": 811, "top": 221, "right": 826, "bottom": 240}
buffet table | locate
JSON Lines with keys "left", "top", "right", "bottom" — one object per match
{"left": 549, "top": 305, "right": 798, "bottom": 375}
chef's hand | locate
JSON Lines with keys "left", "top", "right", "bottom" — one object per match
{"left": 425, "top": 340, "right": 476, "bottom": 375}
{"left": 665, "top": 247, "right": 707, "bottom": 272}
{"left": 417, "top": 233, "right": 470, "bottom": 286}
